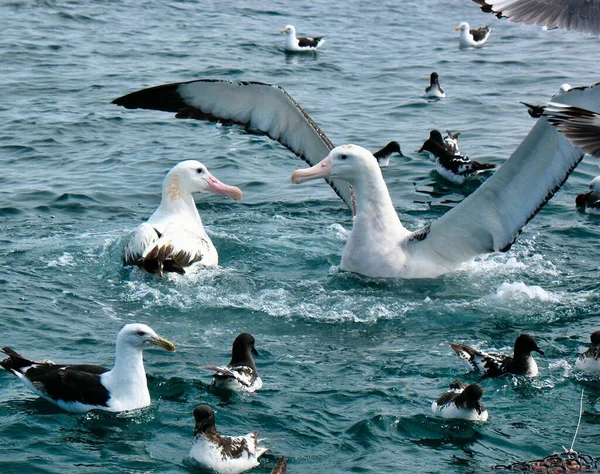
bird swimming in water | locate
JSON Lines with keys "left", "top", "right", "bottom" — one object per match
{"left": 424, "top": 72, "right": 445, "bottom": 98}
{"left": 455, "top": 22, "right": 491, "bottom": 48}
{"left": 432, "top": 380, "right": 488, "bottom": 421}
{"left": 280, "top": 24, "right": 325, "bottom": 52}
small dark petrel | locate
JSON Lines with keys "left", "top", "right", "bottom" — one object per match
{"left": 419, "top": 129, "right": 496, "bottom": 184}
{"left": 271, "top": 456, "right": 288, "bottom": 474}
{"left": 576, "top": 330, "right": 600, "bottom": 373}
{"left": 203, "top": 333, "right": 262, "bottom": 393}
{"left": 189, "top": 405, "right": 268, "bottom": 474}
{"left": 449, "top": 333, "right": 544, "bottom": 377}
{"left": 0, "top": 323, "right": 175, "bottom": 412}
{"left": 425, "top": 72, "right": 445, "bottom": 99}
{"left": 280, "top": 24, "right": 325, "bottom": 52}
{"left": 432, "top": 381, "right": 488, "bottom": 421}
{"left": 455, "top": 22, "right": 491, "bottom": 48}
{"left": 373, "top": 141, "right": 404, "bottom": 167}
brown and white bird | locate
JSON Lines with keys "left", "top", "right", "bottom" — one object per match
{"left": 123, "top": 160, "right": 242, "bottom": 276}
{"left": 455, "top": 22, "right": 491, "bottom": 48}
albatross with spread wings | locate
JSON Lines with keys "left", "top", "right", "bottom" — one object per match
{"left": 112, "top": 79, "right": 599, "bottom": 278}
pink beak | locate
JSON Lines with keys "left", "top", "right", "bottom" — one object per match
{"left": 291, "top": 155, "right": 333, "bottom": 184}
{"left": 207, "top": 173, "right": 243, "bottom": 201}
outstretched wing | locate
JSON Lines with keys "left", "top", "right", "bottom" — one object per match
{"left": 544, "top": 102, "right": 600, "bottom": 157}
{"left": 112, "top": 79, "right": 354, "bottom": 213}
{"left": 408, "top": 84, "right": 600, "bottom": 266}
{"left": 472, "top": 0, "right": 600, "bottom": 37}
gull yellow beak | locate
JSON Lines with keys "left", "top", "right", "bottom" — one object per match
{"left": 151, "top": 337, "right": 176, "bottom": 352}
{"left": 454, "top": 25, "right": 461, "bottom": 31}
{"left": 280, "top": 28, "right": 287, "bottom": 34}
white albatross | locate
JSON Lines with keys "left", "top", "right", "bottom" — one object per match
{"left": 112, "top": 79, "right": 599, "bottom": 278}
{"left": 280, "top": 24, "right": 325, "bottom": 52}
{"left": 0, "top": 323, "right": 175, "bottom": 413}
{"left": 472, "top": 0, "right": 600, "bottom": 37}
{"left": 123, "top": 160, "right": 242, "bottom": 276}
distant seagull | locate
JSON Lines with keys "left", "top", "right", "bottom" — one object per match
{"left": 472, "top": 0, "right": 600, "bottom": 37}
{"left": 203, "top": 333, "right": 262, "bottom": 393}
{"left": 280, "top": 24, "right": 325, "bottom": 52}
{"left": 189, "top": 405, "right": 268, "bottom": 474}
{"left": 373, "top": 141, "right": 403, "bottom": 167}
{"left": 271, "top": 456, "right": 288, "bottom": 474}
{"left": 0, "top": 324, "right": 175, "bottom": 412}
{"left": 444, "top": 130, "right": 461, "bottom": 155}
{"left": 419, "top": 129, "right": 496, "bottom": 184}
{"left": 425, "top": 72, "right": 445, "bottom": 98}
{"left": 448, "top": 334, "right": 544, "bottom": 377}
{"left": 112, "top": 78, "right": 590, "bottom": 279}
{"left": 123, "top": 160, "right": 242, "bottom": 277}
{"left": 576, "top": 331, "right": 600, "bottom": 373}
{"left": 432, "top": 381, "right": 488, "bottom": 421}
{"left": 455, "top": 22, "right": 491, "bottom": 48}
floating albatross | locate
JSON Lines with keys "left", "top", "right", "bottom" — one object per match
{"left": 472, "top": 0, "right": 600, "bottom": 37}
{"left": 123, "top": 160, "right": 242, "bottom": 276}
{"left": 0, "top": 323, "right": 175, "bottom": 412}
{"left": 112, "top": 79, "right": 596, "bottom": 279}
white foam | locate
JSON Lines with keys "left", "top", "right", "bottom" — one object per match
{"left": 47, "top": 253, "right": 75, "bottom": 267}
{"left": 494, "top": 281, "right": 557, "bottom": 302}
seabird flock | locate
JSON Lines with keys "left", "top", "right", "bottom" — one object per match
{"left": 3, "top": 1, "right": 600, "bottom": 472}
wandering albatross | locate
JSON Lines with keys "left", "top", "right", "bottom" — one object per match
{"left": 0, "top": 323, "right": 175, "bottom": 413}
{"left": 123, "top": 160, "right": 242, "bottom": 276}
{"left": 112, "top": 79, "right": 599, "bottom": 279}
{"left": 471, "top": 0, "right": 600, "bottom": 37}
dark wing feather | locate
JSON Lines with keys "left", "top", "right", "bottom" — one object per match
{"left": 471, "top": 0, "right": 600, "bottom": 37}
{"left": 298, "top": 36, "right": 323, "bottom": 48}
{"left": 112, "top": 79, "right": 354, "bottom": 213}
{"left": 470, "top": 26, "right": 490, "bottom": 41}
{"left": 544, "top": 102, "right": 600, "bottom": 157}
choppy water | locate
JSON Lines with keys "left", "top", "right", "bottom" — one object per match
{"left": 1, "top": 0, "right": 600, "bottom": 473}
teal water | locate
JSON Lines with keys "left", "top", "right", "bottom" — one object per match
{"left": 1, "top": 0, "right": 600, "bottom": 473}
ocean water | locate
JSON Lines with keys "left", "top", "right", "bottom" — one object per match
{"left": 1, "top": 0, "right": 600, "bottom": 472}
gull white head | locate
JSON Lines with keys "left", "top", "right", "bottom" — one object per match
{"left": 280, "top": 24, "right": 296, "bottom": 36}
{"left": 291, "top": 144, "right": 380, "bottom": 185}
{"left": 163, "top": 160, "right": 242, "bottom": 202}
{"left": 116, "top": 323, "right": 176, "bottom": 352}
{"left": 455, "top": 22, "right": 470, "bottom": 32}
{"left": 559, "top": 83, "right": 572, "bottom": 93}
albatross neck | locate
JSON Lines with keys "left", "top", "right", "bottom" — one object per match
{"left": 159, "top": 175, "right": 202, "bottom": 222}
{"left": 350, "top": 169, "right": 408, "bottom": 236}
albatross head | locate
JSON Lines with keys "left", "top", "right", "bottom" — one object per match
{"left": 117, "top": 323, "right": 176, "bottom": 352}
{"left": 455, "top": 22, "right": 469, "bottom": 32}
{"left": 291, "top": 144, "right": 380, "bottom": 185}
{"left": 280, "top": 24, "right": 296, "bottom": 36}
{"left": 164, "top": 160, "right": 242, "bottom": 202}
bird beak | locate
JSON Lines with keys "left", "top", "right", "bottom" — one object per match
{"left": 252, "top": 347, "right": 259, "bottom": 356}
{"left": 291, "top": 155, "right": 333, "bottom": 184}
{"left": 279, "top": 28, "right": 287, "bottom": 34}
{"left": 151, "top": 337, "right": 176, "bottom": 352}
{"left": 207, "top": 173, "right": 243, "bottom": 201}
{"left": 398, "top": 149, "right": 405, "bottom": 157}
{"left": 535, "top": 347, "right": 544, "bottom": 355}
{"left": 454, "top": 25, "right": 461, "bottom": 31}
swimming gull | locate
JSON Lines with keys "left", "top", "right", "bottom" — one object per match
{"left": 123, "top": 160, "right": 242, "bottom": 276}
{"left": 0, "top": 323, "right": 175, "bottom": 412}
{"left": 112, "top": 79, "right": 592, "bottom": 278}
{"left": 472, "top": 0, "right": 600, "bottom": 37}
{"left": 280, "top": 24, "right": 325, "bottom": 52}
{"left": 203, "top": 333, "right": 262, "bottom": 393}
{"left": 448, "top": 334, "right": 544, "bottom": 377}
{"left": 189, "top": 405, "right": 268, "bottom": 474}
{"left": 455, "top": 22, "right": 491, "bottom": 48}
{"left": 431, "top": 381, "right": 488, "bottom": 421}
{"left": 424, "top": 72, "right": 445, "bottom": 98}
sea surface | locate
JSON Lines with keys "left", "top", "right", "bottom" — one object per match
{"left": 1, "top": 1, "right": 600, "bottom": 473}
